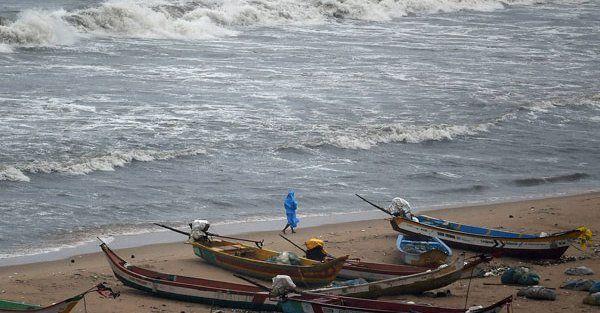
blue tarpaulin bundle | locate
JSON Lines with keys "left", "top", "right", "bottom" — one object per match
{"left": 284, "top": 191, "right": 299, "bottom": 228}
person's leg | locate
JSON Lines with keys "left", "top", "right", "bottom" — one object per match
{"left": 291, "top": 226, "right": 296, "bottom": 233}
{"left": 282, "top": 223, "right": 290, "bottom": 233}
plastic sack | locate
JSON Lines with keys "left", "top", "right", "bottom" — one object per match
{"left": 561, "top": 279, "right": 596, "bottom": 291}
{"left": 272, "top": 275, "right": 296, "bottom": 297}
{"left": 389, "top": 197, "right": 411, "bottom": 216}
{"left": 501, "top": 266, "right": 540, "bottom": 286}
{"left": 583, "top": 292, "right": 600, "bottom": 306}
{"left": 590, "top": 281, "right": 600, "bottom": 294}
{"left": 517, "top": 286, "right": 556, "bottom": 301}
{"left": 565, "top": 266, "right": 594, "bottom": 276}
{"left": 190, "top": 219, "right": 210, "bottom": 241}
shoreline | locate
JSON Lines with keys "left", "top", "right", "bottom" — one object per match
{"left": 0, "top": 191, "right": 598, "bottom": 312}
{"left": 1, "top": 188, "right": 597, "bottom": 267}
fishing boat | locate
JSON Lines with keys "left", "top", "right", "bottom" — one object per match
{"left": 355, "top": 194, "right": 592, "bottom": 259}
{"left": 100, "top": 242, "right": 280, "bottom": 311}
{"left": 189, "top": 238, "right": 348, "bottom": 287}
{"left": 0, "top": 298, "right": 81, "bottom": 313}
{"left": 391, "top": 215, "right": 590, "bottom": 259}
{"left": 0, "top": 284, "right": 114, "bottom": 313}
{"left": 310, "top": 254, "right": 489, "bottom": 298}
{"left": 280, "top": 293, "right": 513, "bottom": 313}
{"left": 395, "top": 233, "right": 452, "bottom": 267}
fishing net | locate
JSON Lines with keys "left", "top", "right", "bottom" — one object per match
{"left": 266, "top": 251, "right": 301, "bottom": 265}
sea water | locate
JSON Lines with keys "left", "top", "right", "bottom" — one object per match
{"left": 1, "top": 0, "right": 599, "bottom": 260}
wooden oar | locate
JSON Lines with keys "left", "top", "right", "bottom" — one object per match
{"left": 355, "top": 194, "right": 393, "bottom": 216}
{"left": 154, "top": 223, "right": 265, "bottom": 247}
{"left": 279, "top": 234, "right": 308, "bottom": 254}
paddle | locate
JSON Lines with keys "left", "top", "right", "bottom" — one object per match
{"left": 355, "top": 194, "right": 393, "bottom": 216}
{"left": 154, "top": 223, "right": 265, "bottom": 247}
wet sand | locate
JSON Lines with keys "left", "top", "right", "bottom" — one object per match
{"left": 1, "top": 192, "right": 599, "bottom": 312}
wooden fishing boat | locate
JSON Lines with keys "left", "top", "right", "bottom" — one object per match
{"left": 0, "top": 283, "right": 113, "bottom": 313}
{"left": 395, "top": 233, "right": 452, "bottom": 267}
{"left": 310, "top": 254, "right": 489, "bottom": 298}
{"left": 0, "top": 297, "right": 81, "bottom": 313}
{"left": 100, "top": 242, "right": 280, "bottom": 311}
{"left": 354, "top": 194, "right": 591, "bottom": 259}
{"left": 189, "top": 238, "right": 348, "bottom": 287}
{"left": 280, "top": 293, "right": 513, "bottom": 313}
{"left": 338, "top": 259, "right": 428, "bottom": 281}
{"left": 391, "top": 214, "right": 589, "bottom": 259}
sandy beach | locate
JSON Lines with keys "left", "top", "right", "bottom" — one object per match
{"left": 1, "top": 191, "right": 599, "bottom": 312}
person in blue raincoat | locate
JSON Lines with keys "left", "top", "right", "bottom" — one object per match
{"left": 282, "top": 190, "right": 299, "bottom": 234}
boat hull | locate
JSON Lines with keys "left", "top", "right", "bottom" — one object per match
{"left": 0, "top": 296, "right": 81, "bottom": 313}
{"left": 391, "top": 217, "right": 580, "bottom": 259}
{"left": 338, "top": 260, "right": 427, "bottom": 281}
{"left": 281, "top": 293, "right": 512, "bottom": 313}
{"left": 311, "top": 255, "right": 487, "bottom": 298}
{"left": 101, "top": 243, "right": 279, "bottom": 311}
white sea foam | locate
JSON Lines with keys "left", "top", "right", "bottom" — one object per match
{"left": 0, "top": 9, "right": 79, "bottom": 46}
{"left": 322, "top": 122, "right": 493, "bottom": 150}
{"left": 0, "top": 166, "right": 31, "bottom": 182}
{"left": 0, "top": 0, "right": 543, "bottom": 51}
{"left": 0, "top": 43, "right": 13, "bottom": 53}
{"left": 0, "top": 148, "right": 206, "bottom": 182}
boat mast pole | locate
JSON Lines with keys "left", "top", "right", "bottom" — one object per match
{"left": 355, "top": 194, "right": 393, "bottom": 216}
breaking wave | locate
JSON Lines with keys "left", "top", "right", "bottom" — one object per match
{"left": 311, "top": 121, "right": 495, "bottom": 150}
{"left": 0, "top": 0, "right": 542, "bottom": 49}
{"left": 0, "top": 148, "right": 206, "bottom": 182}
{"left": 513, "top": 172, "right": 590, "bottom": 187}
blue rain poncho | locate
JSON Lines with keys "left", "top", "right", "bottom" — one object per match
{"left": 284, "top": 191, "right": 299, "bottom": 228}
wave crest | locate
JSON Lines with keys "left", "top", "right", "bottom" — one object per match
{"left": 0, "top": 9, "right": 78, "bottom": 46}
{"left": 315, "top": 122, "right": 492, "bottom": 150}
{"left": 0, "top": 148, "right": 206, "bottom": 182}
{"left": 1, "top": 0, "right": 540, "bottom": 50}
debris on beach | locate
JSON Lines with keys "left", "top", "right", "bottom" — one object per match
{"left": 531, "top": 255, "right": 583, "bottom": 266}
{"left": 470, "top": 264, "right": 509, "bottom": 278}
{"left": 583, "top": 292, "right": 600, "bottom": 306}
{"left": 564, "top": 266, "right": 594, "bottom": 276}
{"left": 560, "top": 279, "right": 597, "bottom": 291}
{"left": 501, "top": 266, "right": 540, "bottom": 285}
{"left": 517, "top": 286, "right": 556, "bottom": 301}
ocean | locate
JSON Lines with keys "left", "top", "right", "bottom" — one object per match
{"left": 1, "top": 0, "right": 599, "bottom": 261}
